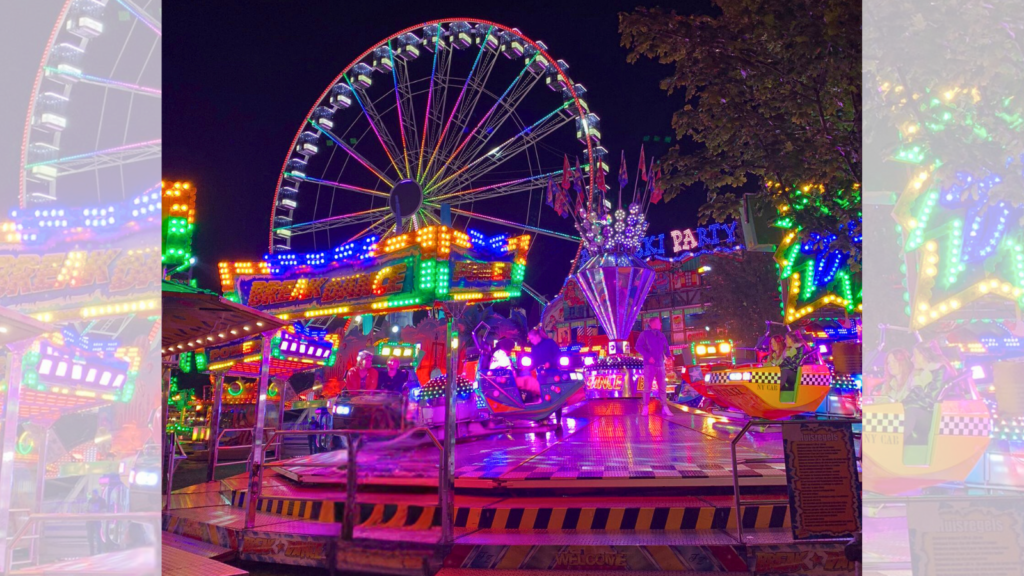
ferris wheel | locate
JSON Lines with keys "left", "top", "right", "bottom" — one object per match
{"left": 269, "top": 19, "right": 605, "bottom": 288}
{"left": 19, "top": 0, "right": 161, "bottom": 209}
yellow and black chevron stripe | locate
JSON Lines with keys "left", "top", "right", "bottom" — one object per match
{"left": 230, "top": 491, "right": 788, "bottom": 531}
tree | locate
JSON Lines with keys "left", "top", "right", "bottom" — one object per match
{"left": 620, "top": 0, "right": 861, "bottom": 257}
{"left": 700, "top": 252, "right": 783, "bottom": 347}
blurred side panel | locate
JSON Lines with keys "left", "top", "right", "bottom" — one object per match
{"left": 864, "top": 1, "right": 1024, "bottom": 574}
{"left": 0, "top": 1, "right": 161, "bottom": 574}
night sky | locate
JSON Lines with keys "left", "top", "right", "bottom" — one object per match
{"left": 164, "top": 1, "right": 711, "bottom": 320}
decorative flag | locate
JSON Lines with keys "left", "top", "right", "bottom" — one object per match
{"left": 561, "top": 155, "right": 571, "bottom": 190}
{"left": 554, "top": 186, "right": 569, "bottom": 218}
{"left": 545, "top": 176, "right": 555, "bottom": 208}
{"left": 573, "top": 157, "right": 585, "bottom": 213}
{"left": 639, "top": 145, "right": 647, "bottom": 182}
{"left": 618, "top": 150, "right": 628, "bottom": 189}
{"left": 650, "top": 164, "right": 664, "bottom": 204}
{"left": 594, "top": 161, "right": 606, "bottom": 192}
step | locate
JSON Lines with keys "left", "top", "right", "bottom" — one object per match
{"left": 226, "top": 492, "right": 791, "bottom": 531}
{"left": 162, "top": 530, "right": 235, "bottom": 561}
{"left": 163, "top": 543, "right": 247, "bottom": 576}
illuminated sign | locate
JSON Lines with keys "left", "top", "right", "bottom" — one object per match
{"left": 227, "top": 227, "right": 529, "bottom": 317}
{"left": 638, "top": 222, "right": 740, "bottom": 258}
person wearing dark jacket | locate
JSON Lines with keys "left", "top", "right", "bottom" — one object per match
{"left": 636, "top": 317, "right": 671, "bottom": 417}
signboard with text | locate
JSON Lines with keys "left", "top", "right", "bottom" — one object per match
{"left": 782, "top": 421, "right": 862, "bottom": 540}
{"left": 908, "top": 498, "right": 1024, "bottom": 576}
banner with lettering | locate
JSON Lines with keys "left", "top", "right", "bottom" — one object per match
{"left": 782, "top": 421, "right": 862, "bottom": 540}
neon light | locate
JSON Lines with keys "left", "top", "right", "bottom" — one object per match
{"left": 307, "top": 121, "right": 393, "bottom": 186}
{"left": 416, "top": 25, "right": 442, "bottom": 182}
{"left": 420, "top": 26, "right": 493, "bottom": 183}
{"left": 344, "top": 75, "right": 405, "bottom": 178}
{"left": 115, "top": 0, "right": 161, "bottom": 35}
{"left": 387, "top": 40, "right": 411, "bottom": 178}
{"left": 24, "top": 139, "right": 162, "bottom": 168}
{"left": 41, "top": 67, "right": 161, "bottom": 96}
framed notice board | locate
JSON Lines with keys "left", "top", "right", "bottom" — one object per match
{"left": 782, "top": 421, "right": 862, "bottom": 540}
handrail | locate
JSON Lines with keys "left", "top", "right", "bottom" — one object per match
{"left": 730, "top": 415, "right": 860, "bottom": 544}
{"left": 5, "top": 512, "right": 157, "bottom": 573}
{"left": 247, "top": 426, "right": 443, "bottom": 537}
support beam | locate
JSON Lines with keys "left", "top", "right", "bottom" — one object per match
{"left": 244, "top": 335, "right": 274, "bottom": 529}
{"left": 206, "top": 373, "right": 224, "bottom": 483}
{"left": 0, "top": 344, "right": 26, "bottom": 564}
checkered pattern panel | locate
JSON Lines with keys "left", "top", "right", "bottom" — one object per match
{"left": 865, "top": 412, "right": 904, "bottom": 434}
{"left": 799, "top": 372, "right": 832, "bottom": 387}
{"left": 750, "top": 371, "right": 780, "bottom": 384}
{"left": 939, "top": 415, "right": 991, "bottom": 437}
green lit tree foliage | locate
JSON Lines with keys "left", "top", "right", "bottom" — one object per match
{"left": 701, "top": 252, "right": 784, "bottom": 347}
{"left": 620, "top": 0, "right": 861, "bottom": 257}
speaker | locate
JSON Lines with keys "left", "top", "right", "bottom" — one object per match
{"left": 995, "top": 360, "right": 1024, "bottom": 418}
{"left": 832, "top": 341, "right": 862, "bottom": 375}
{"left": 741, "top": 193, "right": 785, "bottom": 252}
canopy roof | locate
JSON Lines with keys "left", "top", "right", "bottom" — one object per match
{"left": 0, "top": 306, "right": 52, "bottom": 348}
{"left": 162, "top": 280, "right": 288, "bottom": 356}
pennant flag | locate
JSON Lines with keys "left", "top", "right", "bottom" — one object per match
{"left": 639, "top": 145, "right": 647, "bottom": 181}
{"left": 573, "top": 157, "right": 583, "bottom": 194}
{"left": 650, "top": 164, "right": 664, "bottom": 204}
{"left": 595, "top": 161, "right": 606, "bottom": 192}
{"left": 554, "top": 185, "right": 569, "bottom": 218}
{"left": 618, "top": 150, "right": 628, "bottom": 189}
{"left": 561, "top": 155, "right": 571, "bottom": 190}
{"left": 545, "top": 176, "right": 555, "bottom": 207}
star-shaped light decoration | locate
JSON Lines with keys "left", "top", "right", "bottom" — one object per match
{"left": 893, "top": 160, "right": 1024, "bottom": 331}
{"left": 774, "top": 223, "right": 862, "bottom": 324}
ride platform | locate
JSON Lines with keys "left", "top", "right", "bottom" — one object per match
{"left": 162, "top": 399, "right": 858, "bottom": 575}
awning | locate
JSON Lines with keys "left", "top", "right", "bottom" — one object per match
{"left": 162, "top": 280, "right": 288, "bottom": 356}
{"left": 0, "top": 306, "right": 53, "bottom": 348}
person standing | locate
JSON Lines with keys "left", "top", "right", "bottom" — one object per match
{"left": 86, "top": 489, "right": 106, "bottom": 555}
{"left": 636, "top": 317, "right": 671, "bottom": 417}
{"left": 304, "top": 416, "right": 319, "bottom": 455}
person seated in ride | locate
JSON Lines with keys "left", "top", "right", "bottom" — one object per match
{"left": 903, "top": 342, "right": 956, "bottom": 446}
{"left": 872, "top": 349, "right": 913, "bottom": 402}
{"left": 527, "top": 328, "right": 560, "bottom": 375}
{"left": 763, "top": 335, "right": 787, "bottom": 367}
{"left": 341, "top": 351, "right": 379, "bottom": 392}
{"left": 779, "top": 332, "right": 814, "bottom": 394}
{"left": 489, "top": 337, "right": 540, "bottom": 399}
{"left": 377, "top": 356, "right": 410, "bottom": 393}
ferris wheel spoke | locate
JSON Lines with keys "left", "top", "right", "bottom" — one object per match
{"left": 275, "top": 207, "right": 391, "bottom": 237}
{"left": 312, "top": 123, "right": 394, "bottom": 187}
{"left": 345, "top": 76, "right": 406, "bottom": 179}
{"left": 431, "top": 169, "right": 563, "bottom": 205}
{"left": 420, "top": 27, "right": 494, "bottom": 184}
{"left": 448, "top": 208, "right": 581, "bottom": 242}
{"left": 426, "top": 103, "right": 573, "bottom": 196}
{"left": 424, "top": 55, "right": 543, "bottom": 191}
{"left": 114, "top": 0, "right": 161, "bottom": 35}
{"left": 42, "top": 68, "right": 160, "bottom": 98}
{"left": 417, "top": 39, "right": 452, "bottom": 182}
{"left": 392, "top": 56, "right": 419, "bottom": 174}
{"left": 427, "top": 50, "right": 500, "bottom": 185}
{"left": 345, "top": 214, "right": 394, "bottom": 244}
{"left": 287, "top": 173, "right": 390, "bottom": 200}
{"left": 24, "top": 140, "right": 161, "bottom": 177}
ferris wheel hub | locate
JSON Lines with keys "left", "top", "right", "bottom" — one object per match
{"left": 389, "top": 179, "right": 423, "bottom": 219}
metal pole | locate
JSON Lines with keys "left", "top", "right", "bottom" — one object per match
{"left": 276, "top": 378, "right": 286, "bottom": 460}
{"left": 440, "top": 313, "right": 458, "bottom": 546}
{"left": 731, "top": 420, "right": 754, "bottom": 544}
{"left": 0, "top": 343, "right": 27, "bottom": 563}
{"left": 244, "top": 334, "right": 274, "bottom": 529}
{"left": 163, "top": 367, "right": 175, "bottom": 512}
{"left": 206, "top": 372, "right": 224, "bottom": 482}
{"left": 30, "top": 428, "right": 48, "bottom": 565}
{"left": 342, "top": 432, "right": 358, "bottom": 541}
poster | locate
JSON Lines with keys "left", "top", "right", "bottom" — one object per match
{"left": 908, "top": 498, "right": 1024, "bottom": 576}
{"left": 782, "top": 421, "right": 861, "bottom": 540}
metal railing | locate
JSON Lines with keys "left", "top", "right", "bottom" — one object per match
{"left": 251, "top": 427, "right": 442, "bottom": 539}
{"left": 4, "top": 512, "right": 158, "bottom": 573}
{"left": 209, "top": 427, "right": 284, "bottom": 475}
{"left": 729, "top": 415, "right": 861, "bottom": 544}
